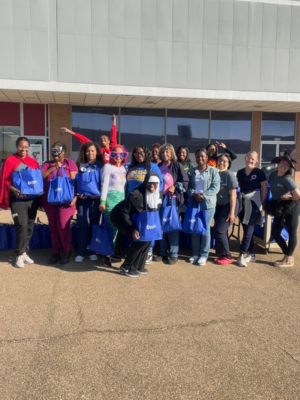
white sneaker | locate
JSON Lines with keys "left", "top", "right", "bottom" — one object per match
{"left": 15, "top": 255, "right": 24, "bottom": 268}
{"left": 244, "top": 254, "right": 256, "bottom": 263}
{"left": 75, "top": 255, "right": 84, "bottom": 262}
{"left": 237, "top": 254, "right": 247, "bottom": 267}
{"left": 22, "top": 253, "right": 34, "bottom": 264}
{"left": 145, "top": 253, "right": 153, "bottom": 265}
{"left": 198, "top": 257, "right": 207, "bottom": 266}
{"left": 89, "top": 254, "right": 98, "bottom": 261}
{"left": 189, "top": 256, "right": 198, "bottom": 263}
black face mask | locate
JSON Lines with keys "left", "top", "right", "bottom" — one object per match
{"left": 51, "top": 146, "right": 63, "bottom": 156}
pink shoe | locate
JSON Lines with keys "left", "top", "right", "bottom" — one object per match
{"left": 215, "top": 257, "right": 234, "bottom": 265}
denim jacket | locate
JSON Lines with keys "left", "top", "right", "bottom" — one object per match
{"left": 187, "top": 165, "right": 220, "bottom": 210}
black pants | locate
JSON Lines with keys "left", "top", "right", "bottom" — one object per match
{"left": 271, "top": 203, "right": 300, "bottom": 256}
{"left": 214, "top": 201, "right": 239, "bottom": 258}
{"left": 110, "top": 209, "right": 151, "bottom": 272}
{"left": 239, "top": 201, "right": 260, "bottom": 255}
{"left": 10, "top": 197, "right": 40, "bottom": 256}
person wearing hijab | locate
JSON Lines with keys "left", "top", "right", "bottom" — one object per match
{"left": 206, "top": 142, "right": 237, "bottom": 168}
{"left": 110, "top": 172, "right": 162, "bottom": 278}
{"left": 0, "top": 136, "right": 41, "bottom": 268}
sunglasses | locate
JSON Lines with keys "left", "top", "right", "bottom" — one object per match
{"left": 51, "top": 147, "right": 63, "bottom": 156}
{"left": 110, "top": 151, "right": 128, "bottom": 159}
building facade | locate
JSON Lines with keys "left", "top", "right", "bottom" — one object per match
{"left": 0, "top": 0, "right": 300, "bottom": 179}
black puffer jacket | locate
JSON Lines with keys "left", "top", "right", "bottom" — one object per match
{"left": 157, "top": 161, "right": 189, "bottom": 205}
{"left": 110, "top": 172, "right": 162, "bottom": 239}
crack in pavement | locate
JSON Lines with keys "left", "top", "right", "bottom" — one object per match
{"left": 0, "top": 315, "right": 261, "bottom": 345}
{"left": 277, "top": 346, "right": 300, "bottom": 365}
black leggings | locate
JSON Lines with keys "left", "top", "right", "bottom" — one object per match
{"left": 271, "top": 203, "right": 300, "bottom": 256}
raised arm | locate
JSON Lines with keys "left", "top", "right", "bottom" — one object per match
{"left": 110, "top": 115, "right": 117, "bottom": 147}
{"left": 60, "top": 127, "right": 91, "bottom": 144}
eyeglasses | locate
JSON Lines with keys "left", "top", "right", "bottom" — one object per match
{"left": 110, "top": 151, "right": 128, "bottom": 159}
{"left": 135, "top": 151, "right": 145, "bottom": 156}
{"left": 18, "top": 146, "right": 29, "bottom": 150}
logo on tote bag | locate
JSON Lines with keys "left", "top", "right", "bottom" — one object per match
{"left": 96, "top": 238, "right": 101, "bottom": 243}
{"left": 163, "top": 217, "right": 172, "bottom": 222}
{"left": 28, "top": 180, "right": 37, "bottom": 185}
{"left": 146, "top": 225, "right": 156, "bottom": 229}
{"left": 55, "top": 188, "right": 63, "bottom": 192}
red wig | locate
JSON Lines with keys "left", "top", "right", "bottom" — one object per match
{"left": 109, "top": 144, "right": 128, "bottom": 167}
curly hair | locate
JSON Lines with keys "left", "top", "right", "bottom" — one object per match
{"left": 176, "top": 146, "right": 192, "bottom": 164}
{"left": 77, "top": 142, "right": 103, "bottom": 164}
{"left": 130, "top": 145, "right": 152, "bottom": 171}
{"left": 159, "top": 143, "right": 177, "bottom": 163}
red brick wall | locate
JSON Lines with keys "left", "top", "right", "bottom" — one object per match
{"left": 49, "top": 104, "right": 72, "bottom": 159}
{"left": 252, "top": 111, "right": 262, "bottom": 165}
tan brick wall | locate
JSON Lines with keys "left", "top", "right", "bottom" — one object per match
{"left": 252, "top": 111, "right": 262, "bottom": 165}
{"left": 294, "top": 112, "right": 300, "bottom": 186}
{"left": 49, "top": 104, "right": 72, "bottom": 159}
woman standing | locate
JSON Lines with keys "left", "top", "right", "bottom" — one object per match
{"left": 151, "top": 143, "right": 161, "bottom": 164}
{"left": 41, "top": 142, "right": 78, "bottom": 265}
{"left": 266, "top": 154, "right": 300, "bottom": 267}
{"left": 213, "top": 155, "right": 239, "bottom": 265}
{"left": 75, "top": 142, "right": 104, "bottom": 263}
{"left": 176, "top": 146, "right": 195, "bottom": 171}
{"left": 60, "top": 115, "right": 117, "bottom": 163}
{"left": 99, "top": 145, "right": 128, "bottom": 264}
{"left": 110, "top": 172, "right": 162, "bottom": 278}
{"left": 237, "top": 151, "right": 267, "bottom": 267}
{"left": 157, "top": 143, "right": 189, "bottom": 264}
{"left": 126, "top": 145, "right": 163, "bottom": 194}
{"left": 187, "top": 149, "right": 220, "bottom": 265}
{"left": 207, "top": 142, "right": 237, "bottom": 168}
{"left": 0, "top": 137, "right": 40, "bottom": 268}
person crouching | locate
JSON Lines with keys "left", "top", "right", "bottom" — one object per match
{"left": 110, "top": 172, "right": 162, "bottom": 278}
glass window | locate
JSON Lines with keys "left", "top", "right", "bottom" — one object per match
{"left": 0, "top": 126, "right": 21, "bottom": 164}
{"left": 262, "top": 113, "right": 295, "bottom": 141}
{"left": 72, "top": 106, "right": 119, "bottom": 151}
{"left": 167, "top": 110, "right": 209, "bottom": 155}
{"left": 120, "top": 108, "right": 165, "bottom": 152}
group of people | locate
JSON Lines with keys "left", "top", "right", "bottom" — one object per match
{"left": 0, "top": 115, "right": 299, "bottom": 276}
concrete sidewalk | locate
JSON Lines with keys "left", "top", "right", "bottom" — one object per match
{"left": 0, "top": 213, "right": 300, "bottom": 399}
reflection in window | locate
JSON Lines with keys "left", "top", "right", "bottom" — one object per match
{"left": 0, "top": 126, "right": 21, "bottom": 163}
{"left": 211, "top": 111, "right": 252, "bottom": 154}
{"left": 261, "top": 113, "right": 295, "bottom": 141}
{"left": 167, "top": 110, "right": 209, "bottom": 154}
{"left": 72, "top": 106, "right": 119, "bottom": 151}
{"left": 120, "top": 109, "right": 165, "bottom": 152}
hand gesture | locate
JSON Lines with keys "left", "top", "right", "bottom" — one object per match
{"left": 60, "top": 127, "right": 72, "bottom": 135}
{"left": 110, "top": 115, "right": 116, "bottom": 125}
{"left": 55, "top": 161, "right": 62, "bottom": 169}
{"left": 215, "top": 141, "right": 226, "bottom": 149}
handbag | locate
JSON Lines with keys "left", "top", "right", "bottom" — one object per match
{"left": 89, "top": 213, "right": 115, "bottom": 256}
{"left": 76, "top": 166, "right": 101, "bottom": 197}
{"left": 12, "top": 167, "right": 43, "bottom": 197}
{"left": 47, "top": 166, "right": 75, "bottom": 205}
{"left": 160, "top": 195, "right": 182, "bottom": 233}
{"left": 6, "top": 224, "right": 16, "bottom": 249}
{"left": 182, "top": 199, "right": 207, "bottom": 235}
{"left": 29, "top": 224, "right": 41, "bottom": 250}
{"left": 36, "top": 218, "right": 52, "bottom": 248}
{"left": 132, "top": 210, "right": 162, "bottom": 242}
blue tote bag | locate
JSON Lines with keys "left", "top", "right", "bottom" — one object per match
{"left": 89, "top": 213, "right": 115, "bottom": 256}
{"left": 182, "top": 199, "right": 207, "bottom": 235}
{"left": 0, "top": 225, "right": 8, "bottom": 251}
{"left": 6, "top": 224, "right": 16, "bottom": 249}
{"left": 160, "top": 195, "right": 182, "bottom": 233}
{"left": 132, "top": 210, "right": 162, "bottom": 242}
{"left": 76, "top": 166, "right": 100, "bottom": 197}
{"left": 47, "top": 166, "right": 75, "bottom": 205}
{"left": 29, "top": 224, "right": 41, "bottom": 249}
{"left": 12, "top": 168, "right": 43, "bottom": 197}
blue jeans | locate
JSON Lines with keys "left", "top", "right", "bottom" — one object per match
{"left": 76, "top": 198, "right": 101, "bottom": 257}
{"left": 191, "top": 207, "right": 215, "bottom": 259}
{"left": 160, "top": 230, "right": 179, "bottom": 258}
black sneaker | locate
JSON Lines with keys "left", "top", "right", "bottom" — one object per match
{"left": 49, "top": 253, "right": 61, "bottom": 265}
{"left": 60, "top": 251, "right": 72, "bottom": 265}
{"left": 125, "top": 270, "right": 140, "bottom": 278}
{"left": 153, "top": 255, "right": 168, "bottom": 262}
{"left": 168, "top": 257, "right": 178, "bottom": 265}
{"left": 110, "top": 254, "right": 122, "bottom": 263}
{"left": 103, "top": 256, "right": 112, "bottom": 267}
{"left": 138, "top": 268, "right": 149, "bottom": 275}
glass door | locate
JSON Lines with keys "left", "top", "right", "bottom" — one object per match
{"left": 27, "top": 137, "right": 48, "bottom": 165}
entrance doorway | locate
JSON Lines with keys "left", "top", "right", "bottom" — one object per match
{"left": 27, "top": 136, "right": 48, "bottom": 165}
{"left": 260, "top": 141, "right": 295, "bottom": 168}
